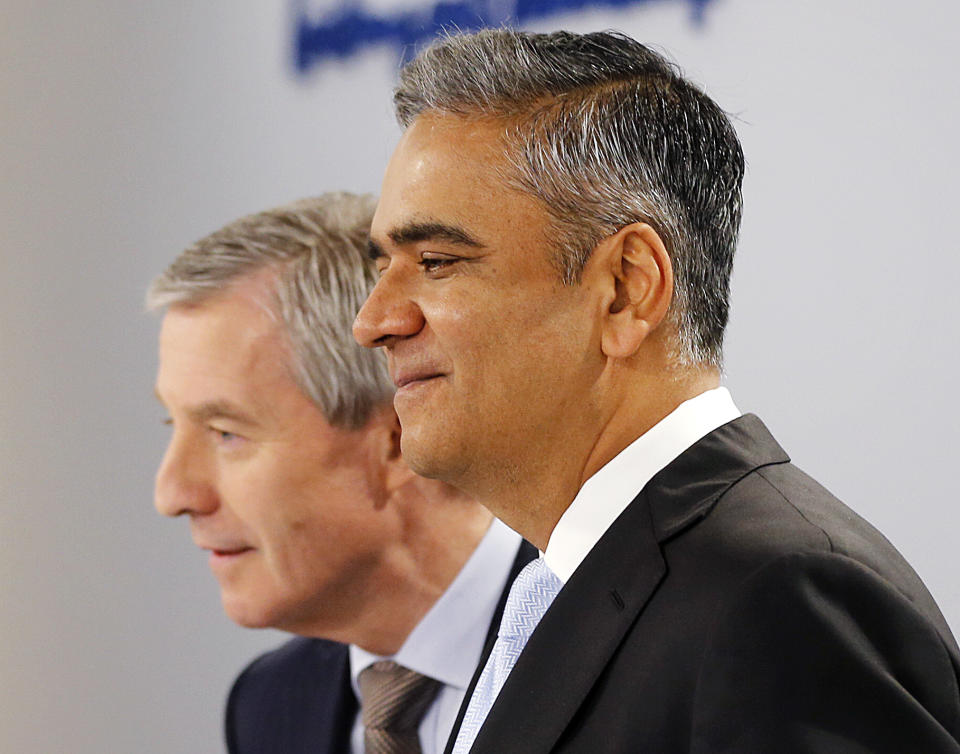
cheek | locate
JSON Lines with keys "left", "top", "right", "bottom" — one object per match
{"left": 270, "top": 516, "right": 386, "bottom": 604}
{"left": 482, "top": 312, "right": 595, "bottom": 411}
{"left": 262, "top": 491, "right": 373, "bottom": 567}
{"left": 268, "top": 498, "right": 326, "bottom": 547}
{"left": 258, "top": 515, "right": 332, "bottom": 591}
{"left": 227, "top": 471, "right": 320, "bottom": 555}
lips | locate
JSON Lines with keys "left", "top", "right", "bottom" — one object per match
{"left": 191, "top": 528, "right": 255, "bottom": 575}
{"left": 209, "top": 546, "right": 253, "bottom": 557}
{"left": 393, "top": 370, "right": 443, "bottom": 389}
{"left": 204, "top": 546, "right": 255, "bottom": 575}
{"left": 193, "top": 536, "right": 254, "bottom": 557}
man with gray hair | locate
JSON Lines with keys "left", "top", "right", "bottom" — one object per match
{"left": 149, "top": 192, "right": 532, "bottom": 754}
{"left": 353, "top": 30, "right": 960, "bottom": 753}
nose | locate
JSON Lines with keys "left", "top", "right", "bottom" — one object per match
{"left": 353, "top": 275, "right": 426, "bottom": 348}
{"left": 154, "top": 431, "right": 218, "bottom": 518}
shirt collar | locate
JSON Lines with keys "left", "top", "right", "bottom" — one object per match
{"left": 544, "top": 386, "right": 740, "bottom": 583}
{"left": 350, "top": 517, "right": 521, "bottom": 692}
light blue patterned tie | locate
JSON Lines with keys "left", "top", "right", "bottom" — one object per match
{"left": 452, "top": 557, "right": 563, "bottom": 754}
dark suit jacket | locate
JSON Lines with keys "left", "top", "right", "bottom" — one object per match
{"left": 451, "top": 414, "right": 960, "bottom": 753}
{"left": 225, "top": 539, "right": 537, "bottom": 754}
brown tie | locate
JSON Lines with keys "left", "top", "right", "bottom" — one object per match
{"left": 358, "top": 660, "right": 442, "bottom": 754}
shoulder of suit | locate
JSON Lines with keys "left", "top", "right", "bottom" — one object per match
{"left": 229, "top": 635, "right": 348, "bottom": 699}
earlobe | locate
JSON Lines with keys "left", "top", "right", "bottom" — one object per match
{"left": 600, "top": 223, "right": 674, "bottom": 359}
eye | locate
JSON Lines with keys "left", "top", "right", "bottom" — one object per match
{"left": 209, "top": 426, "right": 244, "bottom": 446}
{"left": 419, "top": 254, "right": 458, "bottom": 274}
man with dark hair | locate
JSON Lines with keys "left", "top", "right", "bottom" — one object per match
{"left": 354, "top": 30, "right": 960, "bottom": 753}
{"left": 149, "top": 192, "right": 533, "bottom": 754}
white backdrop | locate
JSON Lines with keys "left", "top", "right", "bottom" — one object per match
{"left": 2, "top": 1, "right": 958, "bottom": 751}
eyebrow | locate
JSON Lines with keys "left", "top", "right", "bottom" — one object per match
{"left": 188, "top": 401, "right": 257, "bottom": 426}
{"left": 390, "top": 221, "right": 483, "bottom": 248}
{"left": 367, "top": 221, "right": 484, "bottom": 261}
{"left": 154, "top": 389, "right": 258, "bottom": 426}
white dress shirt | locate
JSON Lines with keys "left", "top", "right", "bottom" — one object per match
{"left": 349, "top": 517, "right": 521, "bottom": 754}
{"left": 544, "top": 387, "right": 741, "bottom": 583}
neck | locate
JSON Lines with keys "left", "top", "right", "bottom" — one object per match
{"left": 481, "top": 364, "right": 720, "bottom": 551}
{"left": 308, "top": 480, "right": 492, "bottom": 655}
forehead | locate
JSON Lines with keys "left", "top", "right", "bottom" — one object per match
{"left": 373, "top": 113, "right": 548, "bottom": 245}
{"left": 156, "top": 284, "right": 297, "bottom": 410}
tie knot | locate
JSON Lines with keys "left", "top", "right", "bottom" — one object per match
{"left": 358, "top": 660, "right": 442, "bottom": 733}
{"left": 498, "top": 557, "right": 563, "bottom": 641}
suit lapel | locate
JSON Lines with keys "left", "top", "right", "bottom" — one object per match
{"left": 467, "top": 415, "right": 790, "bottom": 753}
{"left": 296, "top": 641, "right": 356, "bottom": 754}
{"left": 321, "top": 649, "right": 358, "bottom": 754}
{"left": 469, "top": 494, "right": 665, "bottom": 754}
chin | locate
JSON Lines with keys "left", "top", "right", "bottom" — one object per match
{"left": 401, "top": 430, "right": 470, "bottom": 488}
{"left": 221, "top": 594, "right": 282, "bottom": 630}
{"left": 399, "top": 434, "right": 445, "bottom": 480}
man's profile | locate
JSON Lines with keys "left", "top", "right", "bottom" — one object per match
{"left": 353, "top": 29, "right": 960, "bottom": 753}
{"left": 149, "top": 192, "right": 532, "bottom": 753}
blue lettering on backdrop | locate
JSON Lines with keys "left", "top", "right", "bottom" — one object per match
{"left": 293, "top": 0, "right": 713, "bottom": 73}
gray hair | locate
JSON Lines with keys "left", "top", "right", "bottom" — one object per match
{"left": 395, "top": 29, "right": 744, "bottom": 367}
{"left": 147, "top": 192, "right": 394, "bottom": 429}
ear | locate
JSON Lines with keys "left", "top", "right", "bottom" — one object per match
{"left": 597, "top": 222, "right": 674, "bottom": 359}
